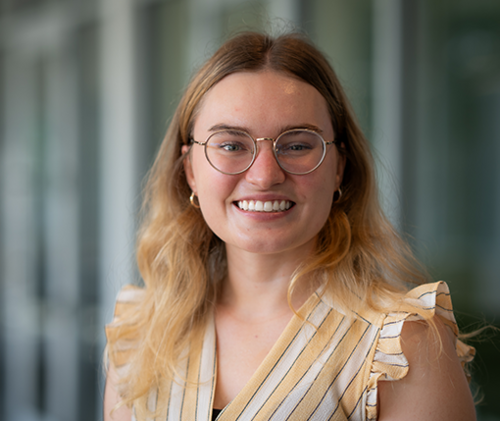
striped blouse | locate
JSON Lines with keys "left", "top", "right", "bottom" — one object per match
{"left": 107, "top": 281, "right": 474, "bottom": 421}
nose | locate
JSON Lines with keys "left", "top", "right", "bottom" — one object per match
{"left": 244, "top": 139, "right": 286, "bottom": 188}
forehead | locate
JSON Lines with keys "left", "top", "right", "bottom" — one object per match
{"left": 193, "top": 70, "right": 333, "bottom": 137}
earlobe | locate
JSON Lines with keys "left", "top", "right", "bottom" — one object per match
{"left": 182, "top": 145, "right": 197, "bottom": 193}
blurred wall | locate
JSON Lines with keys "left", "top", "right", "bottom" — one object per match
{"left": 0, "top": 0, "right": 499, "bottom": 420}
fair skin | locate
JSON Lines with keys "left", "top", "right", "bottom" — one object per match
{"left": 104, "top": 70, "right": 475, "bottom": 420}
{"left": 378, "top": 318, "right": 476, "bottom": 421}
{"left": 104, "top": 365, "right": 133, "bottom": 420}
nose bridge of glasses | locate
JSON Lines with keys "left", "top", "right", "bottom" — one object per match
{"left": 254, "top": 137, "right": 277, "bottom": 154}
{"left": 254, "top": 137, "right": 278, "bottom": 159}
{"left": 251, "top": 137, "right": 281, "bottom": 170}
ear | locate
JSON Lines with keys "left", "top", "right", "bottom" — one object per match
{"left": 182, "top": 145, "right": 197, "bottom": 193}
{"left": 335, "top": 143, "right": 347, "bottom": 189}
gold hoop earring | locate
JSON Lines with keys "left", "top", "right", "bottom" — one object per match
{"left": 334, "top": 188, "right": 342, "bottom": 202}
{"left": 190, "top": 192, "right": 200, "bottom": 208}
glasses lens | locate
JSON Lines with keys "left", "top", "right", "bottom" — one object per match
{"left": 205, "top": 130, "right": 255, "bottom": 174}
{"left": 275, "top": 130, "right": 325, "bottom": 174}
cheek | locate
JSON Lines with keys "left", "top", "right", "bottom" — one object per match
{"left": 301, "top": 170, "right": 337, "bottom": 225}
{"left": 304, "top": 169, "right": 337, "bottom": 202}
{"left": 190, "top": 152, "right": 237, "bottom": 209}
{"left": 195, "top": 177, "right": 237, "bottom": 241}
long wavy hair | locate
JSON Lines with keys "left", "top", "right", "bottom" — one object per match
{"left": 106, "top": 31, "right": 429, "bottom": 416}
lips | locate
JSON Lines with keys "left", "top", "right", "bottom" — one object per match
{"left": 236, "top": 200, "right": 293, "bottom": 212}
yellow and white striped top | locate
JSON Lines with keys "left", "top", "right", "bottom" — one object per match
{"left": 107, "top": 281, "right": 474, "bottom": 421}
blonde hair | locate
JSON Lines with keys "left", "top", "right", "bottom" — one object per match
{"left": 106, "top": 31, "right": 429, "bottom": 416}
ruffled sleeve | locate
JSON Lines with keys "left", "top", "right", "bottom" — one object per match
{"left": 365, "top": 281, "right": 475, "bottom": 421}
{"left": 105, "top": 285, "right": 146, "bottom": 375}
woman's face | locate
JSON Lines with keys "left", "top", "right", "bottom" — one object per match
{"left": 183, "top": 70, "right": 345, "bottom": 257}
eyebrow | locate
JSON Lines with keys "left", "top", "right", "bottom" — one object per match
{"left": 208, "top": 123, "right": 324, "bottom": 135}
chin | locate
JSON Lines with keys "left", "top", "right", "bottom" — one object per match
{"left": 231, "top": 234, "right": 315, "bottom": 257}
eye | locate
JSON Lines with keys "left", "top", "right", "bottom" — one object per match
{"left": 277, "top": 131, "right": 321, "bottom": 156}
{"left": 219, "top": 142, "right": 247, "bottom": 152}
{"left": 282, "top": 142, "right": 313, "bottom": 152}
{"left": 207, "top": 131, "right": 254, "bottom": 155}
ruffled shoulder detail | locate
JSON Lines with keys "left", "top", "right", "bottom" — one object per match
{"left": 365, "top": 281, "right": 475, "bottom": 421}
{"left": 105, "top": 285, "right": 146, "bottom": 369}
{"left": 108, "top": 285, "right": 145, "bottom": 322}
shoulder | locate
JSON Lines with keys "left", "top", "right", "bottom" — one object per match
{"left": 104, "top": 364, "right": 134, "bottom": 421}
{"left": 105, "top": 284, "right": 146, "bottom": 356}
{"left": 104, "top": 284, "right": 146, "bottom": 418}
{"left": 377, "top": 316, "right": 476, "bottom": 420}
{"left": 362, "top": 282, "right": 476, "bottom": 421}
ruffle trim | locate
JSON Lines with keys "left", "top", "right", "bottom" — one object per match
{"left": 105, "top": 285, "right": 145, "bottom": 369}
{"left": 365, "top": 281, "right": 475, "bottom": 421}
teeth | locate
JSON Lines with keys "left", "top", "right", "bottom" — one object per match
{"left": 237, "top": 200, "right": 292, "bottom": 212}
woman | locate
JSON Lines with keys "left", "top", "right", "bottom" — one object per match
{"left": 105, "top": 32, "right": 476, "bottom": 421}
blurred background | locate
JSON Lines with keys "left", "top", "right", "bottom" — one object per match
{"left": 0, "top": 0, "right": 499, "bottom": 420}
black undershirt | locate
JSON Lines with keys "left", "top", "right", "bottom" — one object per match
{"left": 212, "top": 408, "right": 222, "bottom": 420}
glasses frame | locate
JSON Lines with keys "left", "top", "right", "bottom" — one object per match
{"left": 190, "top": 128, "right": 339, "bottom": 175}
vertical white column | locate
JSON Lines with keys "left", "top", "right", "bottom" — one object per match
{"left": 98, "top": 0, "right": 137, "bottom": 361}
{"left": 371, "top": 0, "right": 403, "bottom": 226}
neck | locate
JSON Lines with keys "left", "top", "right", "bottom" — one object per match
{"left": 218, "top": 244, "right": 317, "bottom": 321}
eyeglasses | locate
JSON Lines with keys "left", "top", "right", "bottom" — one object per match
{"left": 190, "top": 129, "right": 338, "bottom": 175}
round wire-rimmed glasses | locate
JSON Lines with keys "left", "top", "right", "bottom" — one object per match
{"left": 190, "top": 128, "right": 339, "bottom": 175}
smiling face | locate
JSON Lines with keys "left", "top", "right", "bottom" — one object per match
{"left": 183, "top": 70, "right": 345, "bottom": 257}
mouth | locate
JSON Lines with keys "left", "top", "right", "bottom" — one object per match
{"left": 236, "top": 200, "right": 293, "bottom": 213}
